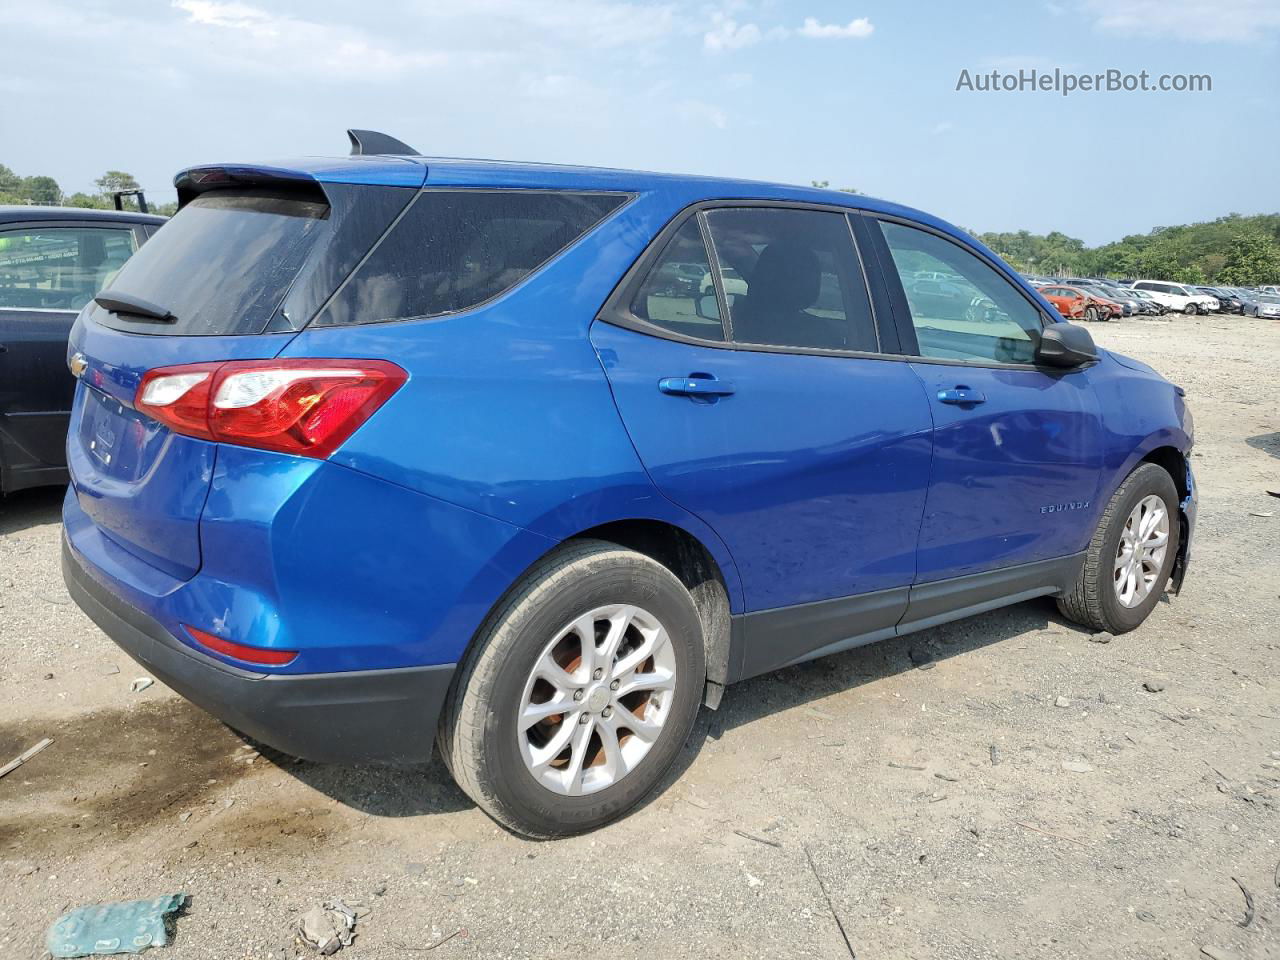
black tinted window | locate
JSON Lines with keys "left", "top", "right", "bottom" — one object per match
{"left": 879, "top": 221, "right": 1042, "bottom": 364}
{"left": 629, "top": 219, "right": 723, "bottom": 341}
{"left": 0, "top": 227, "right": 136, "bottom": 311}
{"left": 704, "top": 208, "right": 877, "bottom": 352}
{"left": 315, "top": 190, "right": 627, "bottom": 326}
{"left": 100, "top": 191, "right": 329, "bottom": 335}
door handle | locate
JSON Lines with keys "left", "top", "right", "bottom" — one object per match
{"left": 659, "top": 376, "right": 735, "bottom": 397}
{"left": 937, "top": 386, "right": 986, "bottom": 405}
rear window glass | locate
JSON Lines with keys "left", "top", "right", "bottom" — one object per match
{"left": 99, "top": 191, "right": 329, "bottom": 335}
{"left": 313, "top": 190, "right": 628, "bottom": 326}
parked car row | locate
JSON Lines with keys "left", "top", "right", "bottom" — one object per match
{"left": 1021, "top": 273, "right": 1279, "bottom": 320}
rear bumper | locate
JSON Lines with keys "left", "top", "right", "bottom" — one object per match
{"left": 63, "top": 536, "right": 454, "bottom": 764}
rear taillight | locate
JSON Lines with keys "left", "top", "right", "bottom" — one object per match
{"left": 136, "top": 358, "right": 406, "bottom": 459}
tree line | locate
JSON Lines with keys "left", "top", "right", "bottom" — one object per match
{"left": 976, "top": 214, "right": 1280, "bottom": 286}
{"left": 0, "top": 163, "right": 178, "bottom": 216}
{"left": 816, "top": 182, "right": 1280, "bottom": 286}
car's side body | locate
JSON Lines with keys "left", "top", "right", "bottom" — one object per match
{"left": 0, "top": 205, "right": 165, "bottom": 493}
{"left": 1131, "top": 280, "right": 1216, "bottom": 313}
{"left": 61, "top": 155, "right": 1195, "bottom": 767}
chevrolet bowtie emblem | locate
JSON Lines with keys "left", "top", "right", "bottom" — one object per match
{"left": 69, "top": 352, "right": 88, "bottom": 378}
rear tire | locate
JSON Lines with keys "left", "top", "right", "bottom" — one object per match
{"left": 438, "top": 539, "right": 706, "bottom": 838}
{"left": 1057, "top": 463, "right": 1180, "bottom": 634}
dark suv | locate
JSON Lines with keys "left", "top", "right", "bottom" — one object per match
{"left": 0, "top": 205, "right": 164, "bottom": 493}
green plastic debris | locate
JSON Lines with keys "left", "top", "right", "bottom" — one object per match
{"left": 46, "top": 894, "right": 188, "bottom": 957}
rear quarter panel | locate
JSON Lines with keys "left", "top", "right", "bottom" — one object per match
{"left": 279, "top": 185, "right": 747, "bottom": 612}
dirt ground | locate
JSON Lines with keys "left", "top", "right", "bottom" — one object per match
{"left": 1, "top": 314, "right": 1277, "bottom": 960}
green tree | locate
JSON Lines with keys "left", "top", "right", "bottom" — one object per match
{"left": 0, "top": 164, "right": 21, "bottom": 195}
{"left": 810, "top": 180, "right": 862, "bottom": 194}
{"left": 21, "top": 175, "right": 61, "bottom": 203}
{"left": 94, "top": 170, "right": 141, "bottom": 197}
{"left": 64, "top": 191, "right": 109, "bottom": 210}
{"left": 1218, "top": 231, "right": 1280, "bottom": 285}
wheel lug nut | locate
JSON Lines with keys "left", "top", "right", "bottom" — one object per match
{"left": 573, "top": 689, "right": 584, "bottom": 701}
{"left": 579, "top": 713, "right": 590, "bottom": 725}
{"left": 592, "top": 668, "right": 604, "bottom": 680}
{"left": 601, "top": 706, "right": 612, "bottom": 718}
{"left": 609, "top": 679, "right": 620, "bottom": 690}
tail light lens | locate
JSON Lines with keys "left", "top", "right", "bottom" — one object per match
{"left": 185, "top": 624, "right": 298, "bottom": 666}
{"left": 136, "top": 358, "right": 406, "bottom": 459}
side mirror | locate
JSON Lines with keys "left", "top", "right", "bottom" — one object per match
{"left": 1036, "top": 321, "right": 1098, "bottom": 368}
{"left": 695, "top": 295, "right": 720, "bottom": 320}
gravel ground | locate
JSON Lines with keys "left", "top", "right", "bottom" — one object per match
{"left": 1, "top": 314, "right": 1277, "bottom": 960}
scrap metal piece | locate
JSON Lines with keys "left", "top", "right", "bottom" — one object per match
{"left": 46, "top": 894, "right": 188, "bottom": 957}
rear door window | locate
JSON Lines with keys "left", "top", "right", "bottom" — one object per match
{"left": 704, "top": 207, "right": 878, "bottom": 352}
{"left": 0, "top": 226, "right": 136, "bottom": 312}
{"left": 313, "top": 190, "right": 628, "bottom": 326}
{"left": 99, "top": 191, "right": 329, "bottom": 335}
{"left": 878, "top": 220, "right": 1043, "bottom": 364}
{"left": 628, "top": 219, "right": 724, "bottom": 342}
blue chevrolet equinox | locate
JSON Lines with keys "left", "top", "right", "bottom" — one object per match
{"left": 62, "top": 130, "right": 1196, "bottom": 837}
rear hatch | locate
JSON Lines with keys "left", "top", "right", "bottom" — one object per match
{"left": 67, "top": 160, "right": 423, "bottom": 580}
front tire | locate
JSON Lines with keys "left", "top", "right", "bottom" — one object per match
{"left": 1084, "top": 306, "right": 1100, "bottom": 322}
{"left": 1184, "top": 303, "right": 1198, "bottom": 315}
{"left": 1057, "top": 463, "right": 1180, "bottom": 634}
{"left": 439, "top": 540, "right": 706, "bottom": 838}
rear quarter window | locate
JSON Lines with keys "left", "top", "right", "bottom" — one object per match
{"left": 312, "top": 190, "right": 629, "bottom": 327}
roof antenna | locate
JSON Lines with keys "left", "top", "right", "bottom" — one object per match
{"left": 347, "top": 129, "right": 420, "bottom": 157}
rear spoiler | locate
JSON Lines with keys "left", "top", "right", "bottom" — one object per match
{"left": 174, "top": 131, "right": 425, "bottom": 209}
{"left": 174, "top": 164, "right": 327, "bottom": 208}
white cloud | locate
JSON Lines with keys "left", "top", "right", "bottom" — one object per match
{"left": 704, "top": 13, "right": 762, "bottom": 51}
{"left": 173, "top": 1, "right": 277, "bottom": 37}
{"left": 931, "top": 121, "right": 955, "bottom": 135}
{"left": 1082, "top": 0, "right": 1280, "bottom": 42}
{"left": 171, "top": 0, "right": 451, "bottom": 77}
{"left": 797, "top": 16, "right": 874, "bottom": 39}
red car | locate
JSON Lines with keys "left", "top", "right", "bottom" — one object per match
{"left": 1039, "top": 284, "right": 1122, "bottom": 322}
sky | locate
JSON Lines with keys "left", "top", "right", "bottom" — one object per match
{"left": 1, "top": 0, "right": 1278, "bottom": 245}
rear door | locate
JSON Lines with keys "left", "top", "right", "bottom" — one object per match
{"left": 592, "top": 203, "right": 934, "bottom": 676}
{"left": 868, "top": 217, "right": 1103, "bottom": 587}
{"left": 0, "top": 221, "right": 142, "bottom": 488}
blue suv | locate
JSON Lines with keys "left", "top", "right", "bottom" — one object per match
{"left": 62, "top": 130, "right": 1195, "bottom": 837}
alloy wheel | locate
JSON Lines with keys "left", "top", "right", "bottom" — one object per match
{"left": 516, "top": 604, "right": 677, "bottom": 796}
{"left": 1113, "top": 494, "right": 1170, "bottom": 608}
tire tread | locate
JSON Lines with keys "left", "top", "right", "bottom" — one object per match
{"left": 438, "top": 539, "right": 699, "bottom": 838}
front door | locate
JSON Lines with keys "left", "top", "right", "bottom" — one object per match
{"left": 870, "top": 218, "right": 1103, "bottom": 585}
{"left": 592, "top": 205, "right": 935, "bottom": 676}
{"left": 0, "top": 222, "right": 139, "bottom": 489}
